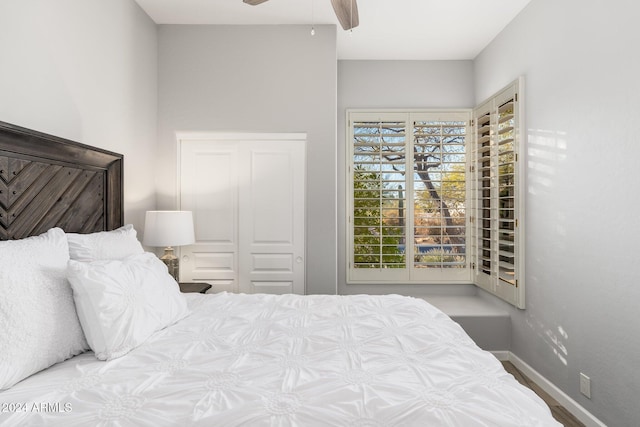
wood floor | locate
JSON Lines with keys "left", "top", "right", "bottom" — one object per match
{"left": 502, "top": 361, "right": 585, "bottom": 427}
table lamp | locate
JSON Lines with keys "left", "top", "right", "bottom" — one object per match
{"left": 143, "top": 210, "right": 195, "bottom": 281}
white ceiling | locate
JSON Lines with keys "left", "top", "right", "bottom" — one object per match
{"left": 134, "top": 0, "right": 531, "bottom": 60}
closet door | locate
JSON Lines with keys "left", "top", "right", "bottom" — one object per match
{"left": 238, "top": 140, "right": 306, "bottom": 295}
{"left": 179, "top": 134, "right": 306, "bottom": 295}
{"left": 179, "top": 140, "right": 239, "bottom": 292}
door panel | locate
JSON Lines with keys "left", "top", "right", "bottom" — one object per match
{"left": 251, "top": 253, "right": 293, "bottom": 272}
{"left": 250, "top": 151, "right": 294, "bottom": 243}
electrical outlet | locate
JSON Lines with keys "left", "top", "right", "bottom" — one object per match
{"left": 580, "top": 373, "right": 591, "bottom": 399}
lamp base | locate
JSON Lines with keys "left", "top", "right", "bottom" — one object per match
{"left": 160, "top": 246, "right": 179, "bottom": 281}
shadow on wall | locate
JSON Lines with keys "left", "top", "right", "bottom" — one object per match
{"left": 525, "top": 301, "right": 569, "bottom": 366}
{"left": 524, "top": 127, "right": 570, "bottom": 367}
{"left": 527, "top": 127, "right": 568, "bottom": 199}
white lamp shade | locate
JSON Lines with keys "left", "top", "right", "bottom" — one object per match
{"left": 143, "top": 211, "right": 195, "bottom": 247}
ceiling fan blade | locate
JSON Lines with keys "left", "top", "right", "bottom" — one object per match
{"left": 243, "top": 0, "right": 269, "bottom": 5}
{"left": 331, "top": 0, "right": 359, "bottom": 30}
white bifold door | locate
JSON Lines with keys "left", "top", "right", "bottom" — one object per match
{"left": 179, "top": 133, "right": 306, "bottom": 295}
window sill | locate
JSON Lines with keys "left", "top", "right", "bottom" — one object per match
{"left": 421, "top": 295, "right": 511, "bottom": 351}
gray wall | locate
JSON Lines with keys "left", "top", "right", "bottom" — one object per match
{"left": 337, "top": 60, "right": 476, "bottom": 296}
{"left": 0, "top": 0, "right": 158, "bottom": 232}
{"left": 474, "top": 0, "right": 640, "bottom": 425}
{"left": 5, "top": 2, "right": 637, "bottom": 423}
{"left": 157, "top": 25, "right": 338, "bottom": 295}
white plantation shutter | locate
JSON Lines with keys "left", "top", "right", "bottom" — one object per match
{"left": 472, "top": 78, "right": 525, "bottom": 308}
{"left": 348, "top": 111, "right": 471, "bottom": 284}
{"left": 350, "top": 113, "right": 409, "bottom": 282}
{"left": 475, "top": 110, "right": 493, "bottom": 279}
{"left": 346, "top": 79, "right": 524, "bottom": 308}
{"left": 410, "top": 113, "right": 470, "bottom": 282}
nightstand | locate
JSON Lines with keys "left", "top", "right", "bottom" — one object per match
{"left": 179, "top": 282, "right": 212, "bottom": 294}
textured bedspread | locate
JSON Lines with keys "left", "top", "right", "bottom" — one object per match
{"left": 0, "top": 293, "right": 560, "bottom": 426}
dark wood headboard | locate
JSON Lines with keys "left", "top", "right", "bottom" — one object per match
{"left": 0, "top": 121, "right": 123, "bottom": 240}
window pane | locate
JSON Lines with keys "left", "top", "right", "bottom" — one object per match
{"left": 353, "top": 121, "right": 407, "bottom": 269}
{"left": 413, "top": 120, "right": 466, "bottom": 269}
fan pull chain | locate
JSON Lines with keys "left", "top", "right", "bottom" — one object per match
{"left": 349, "top": 0, "right": 353, "bottom": 33}
{"left": 310, "top": 0, "right": 315, "bottom": 35}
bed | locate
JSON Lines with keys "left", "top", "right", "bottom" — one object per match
{"left": 0, "top": 121, "right": 561, "bottom": 426}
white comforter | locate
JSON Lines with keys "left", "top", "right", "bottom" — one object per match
{"left": 0, "top": 293, "right": 560, "bottom": 426}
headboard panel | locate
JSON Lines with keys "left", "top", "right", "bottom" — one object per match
{"left": 0, "top": 121, "right": 123, "bottom": 240}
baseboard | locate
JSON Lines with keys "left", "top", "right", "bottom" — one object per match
{"left": 503, "top": 352, "right": 607, "bottom": 427}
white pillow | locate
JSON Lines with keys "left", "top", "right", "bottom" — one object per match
{"left": 67, "top": 253, "right": 190, "bottom": 361}
{"left": 66, "top": 224, "right": 144, "bottom": 261}
{"left": 0, "top": 228, "right": 88, "bottom": 390}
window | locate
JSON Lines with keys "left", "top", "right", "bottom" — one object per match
{"left": 346, "top": 78, "right": 525, "bottom": 308}
{"left": 348, "top": 110, "right": 471, "bottom": 284}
